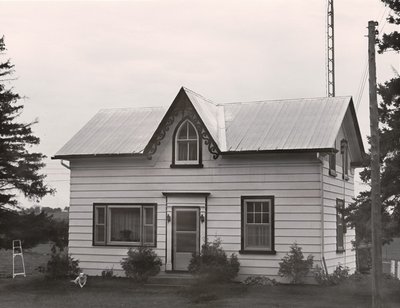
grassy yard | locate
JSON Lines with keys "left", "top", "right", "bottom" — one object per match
{"left": 0, "top": 245, "right": 399, "bottom": 307}
{"left": 0, "top": 243, "right": 51, "bottom": 278}
{"left": 0, "top": 274, "right": 399, "bottom": 308}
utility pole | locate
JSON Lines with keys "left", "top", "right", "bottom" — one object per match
{"left": 327, "top": 0, "right": 335, "bottom": 97}
{"left": 368, "top": 20, "right": 382, "bottom": 308}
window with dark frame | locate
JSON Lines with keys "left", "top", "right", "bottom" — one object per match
{"left": 241, "top": 196, "right": 275, "bottom": 254}
{"left": 93, "top": 204, "right": 156, "bottom": 246}
{"left": 336, "top": 199, "right": 345, "bottom": 252}
{"left": 175, "top": 120, "right": 199, "bottom": 164}
{"left": 341, "top": 139, "right": 349, "bottom": 180}
{"left": 329, "top": 141, "right": 337, "bottom": 177}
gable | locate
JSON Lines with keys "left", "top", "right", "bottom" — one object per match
{"left": 144, "top": 87, "right": 221, "bottom": 159}
{"left": 338, "top": 102, "right": 365, "bottom": 165}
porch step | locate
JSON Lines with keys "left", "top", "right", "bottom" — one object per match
{"left": 145, "top": 272, "right": 194, "bottom": 286}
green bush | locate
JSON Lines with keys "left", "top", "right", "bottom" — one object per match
{"left": 37, "top": 245, "right": 80, "bottom": 279}
{"left": 278, "top": 243, "right": 314, "bottom": 284}
{"left": 188, "top": 238, "right": 240, "bottom": 282}
{"left": 120, "top": 247, "right": 162, "bottom": 282}
{"left": 314, "top": 264, "right": 349, "bottom": 286}
{"left": 101, "top": 267, "right": 115, "bottom": 279}
{"left": 243, "top": 275, "right": 277, "bottom": 286}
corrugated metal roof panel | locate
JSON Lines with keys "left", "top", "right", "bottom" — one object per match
{"left": 223, "top": 96, "right": 351, "bottom": 151}
{"left": 183, "top": 88, "right": 220, "bottom": 148}
{"left": 55, "top": 107, "right": 167, "bottom": 157}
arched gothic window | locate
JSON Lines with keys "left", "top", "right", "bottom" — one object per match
{"left": 173, "top": 120, "right": 201, "bottom": 166}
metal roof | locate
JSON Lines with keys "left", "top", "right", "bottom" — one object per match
{"left": 184, "top": 88, "right": 220, "bottom": 147}
{"left": 54, "top": 88, "right": 362, "bottom": 160}
{"left": 223, "top": 96, "right": 351, "bottom": 152}
{"left": 55, "top": 107, "right": 167, "bottom": 157}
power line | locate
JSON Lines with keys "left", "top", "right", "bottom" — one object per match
{"left": 355, "top": 6, "right": 391, "bottom": 110}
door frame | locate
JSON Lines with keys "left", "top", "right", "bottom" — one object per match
{"left": 172, "top": 207, "right": 200, "bottom": 271}
{"left": 163, "top": 192, "right": 208, "bottom": 272}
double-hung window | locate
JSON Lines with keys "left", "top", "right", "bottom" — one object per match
{"left": 241, "top": 196, "right": 275, "bottom": 254}
{"left": 94, "top": 204, "right": 156, "bottom": 246}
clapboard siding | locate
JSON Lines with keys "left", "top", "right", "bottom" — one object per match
{"left": 71, "top": 182, "right": 320, "bottom": 191}
{"left": 71, "top": 173, "right": 321, "bottom": 184}
{"left": 321, "top": 130, "right": 356, "bottom": 274}
{"left": 68, "top": 149, "right": 323, "bottom": 278}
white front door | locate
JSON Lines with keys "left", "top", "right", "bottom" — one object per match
{"left": 173, "top": 208, "right": 199, "bottom": 271}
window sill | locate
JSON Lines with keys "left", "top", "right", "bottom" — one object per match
{"left": 329, "top": 169, "right": 337, "bottom": 177}
{"left": 342, "top": 175, "right": 349, "bottom": 181}
{"left": 239, "top": 250, "right": 276, "bottom": 255}
{"left": 336, "top": 249, "right": 345, "bottom": 254}
{"left": 170, "top": 163, "right": 203, "bottom": 168}
{"left": 93, "top": 243, "right": 156, "bottom": 248}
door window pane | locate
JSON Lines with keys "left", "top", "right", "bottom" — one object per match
{"left": 176, "top": 211, "right": 197, "bottom": 231}
{"left": 176, "top": 233, "right": 197, "bottom": 253}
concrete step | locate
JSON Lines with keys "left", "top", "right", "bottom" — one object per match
{"left": 146, "top": 272, "right": 194, "bottom": 286}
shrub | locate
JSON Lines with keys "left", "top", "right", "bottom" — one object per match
{"left": 188, "top": 238, "right": 240, "bottom": 282}
{"left": 278, "top": 243, "right": 314, "bottom": 284}
{"left": 101, "top": 267, "right": 114, "bottom": 279}
{"left": 120, "top": 247, "right": 162, "bottom": 282}
{"left": 243, "top": 275, "right": 277, "bottom": 286}
{"left": 314, "top": 264, "right": 349, "bottom": 286}
{"left": 37, "top": 245, "right": 80, "bottom": 279}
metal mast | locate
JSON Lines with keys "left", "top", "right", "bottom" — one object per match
{"left": 327, "top": 0, "right": 335, "bottom": 97}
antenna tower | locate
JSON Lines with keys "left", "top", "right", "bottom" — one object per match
{"left": 327, "top": 0, "right": 335, "bottom": 97}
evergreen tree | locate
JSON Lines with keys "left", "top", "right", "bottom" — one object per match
{"left": 346, "top": 1, "right": 400, "bottom": 245}
{"left": 0, "top": 36, "right": 53, "bottom": 208}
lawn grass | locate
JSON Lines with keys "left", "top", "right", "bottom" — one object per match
{"left": 0, "top": 243, "right": 51, "bottom": 278}
{"left": 0, "top": 244, "right": 399, "bottom": 308}
{"left": 0, "top": 274, "right": 399, "bottom": 308}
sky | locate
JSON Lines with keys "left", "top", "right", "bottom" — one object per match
{"left": 1, "top": 0, "right": 399, "bottom": 208}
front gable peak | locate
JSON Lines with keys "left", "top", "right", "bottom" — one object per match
{"left": 144, "top": 87, "right": 221, "bottom": 160}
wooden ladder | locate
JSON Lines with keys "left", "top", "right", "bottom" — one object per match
{"left": 12, "top": 240, "right": 26, "bottom": 278}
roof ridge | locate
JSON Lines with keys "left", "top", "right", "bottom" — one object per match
{"left": 99, "top": 106, "right": 167, "bottom": 112}
{"left": 220, "top": 96, "right": 352, "bottom": 105}
{"left": 182, "top": 86, "right": 218, "bottom": 106}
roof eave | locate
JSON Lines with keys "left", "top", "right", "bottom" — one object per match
{"left": 221, "top": 148, "right": 335, "bottom": 155}
{"left": 51, "top": 152, "right": 144, "bottom": 160}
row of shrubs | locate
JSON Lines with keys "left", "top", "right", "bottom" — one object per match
{"left": 39, "top": 240, "right": 353, "bottom": 286}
